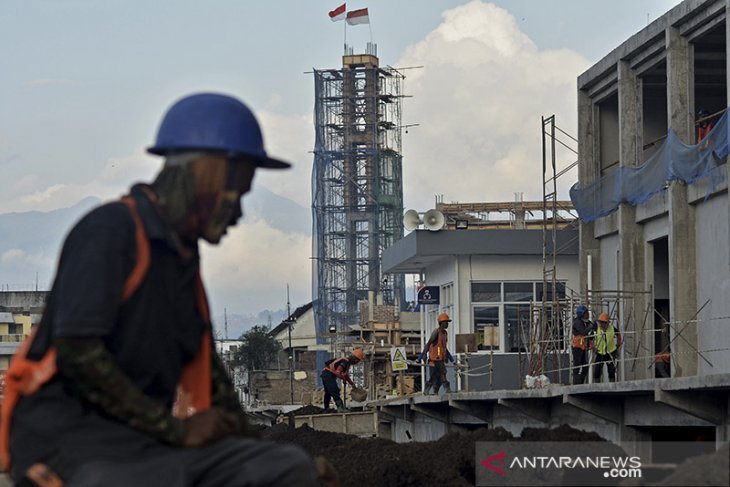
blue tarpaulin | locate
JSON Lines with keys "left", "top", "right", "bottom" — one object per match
{"left": 570, "top": 109, "right": 728, "bottom": 222}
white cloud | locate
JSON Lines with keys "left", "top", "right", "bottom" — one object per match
{"left": 200, "top": 216, "right": 312, "bottom": 313}
{"left": 24, "top": 79, "right": 73, "bottom": 87}
{"left": 397, "top": 1, "right": 587, "bottom": 211}
{"left": 2, "top": 150, "right": 160, "bottom": 213}
{"left": 254, "top": 110, "right": 314, "bottom": 208}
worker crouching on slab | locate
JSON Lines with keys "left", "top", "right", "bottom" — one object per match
{"left": 419, "top": 313, "right": 455, "bottom": 395}
{"left": 321, "top": 348, "right": 363, "bottom": 411}
{"left": 591, "top": 312, "right": 623, "bottom": 383}
{"left": 1, "top": 93, "right": 318, "bottom": 486}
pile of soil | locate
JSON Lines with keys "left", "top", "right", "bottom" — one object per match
{"left": 262, "top": 423, "right": 602, "bottom": 486}
{"left": 291, "top": 405, "right": 332, "bottom": 416}
{"left": 652, "top": 443, "right": 729, "bottom": 486}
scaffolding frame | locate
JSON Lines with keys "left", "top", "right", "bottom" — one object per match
{"left": 312, "top": 51, "right": 406, "bottom": 349}
{"left": 527, "top": 116, "right": 580, "bottom": 382}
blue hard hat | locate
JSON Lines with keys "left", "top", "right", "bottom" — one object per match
{"left": 148, "top": 93, "right": 290, "bottom": 169}
{"left": 576, "top": 305, "right": 588, "bottom": 317}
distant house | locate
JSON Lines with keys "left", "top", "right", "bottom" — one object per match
{"left": 270, "top": 302, "right": 317, "bottom": 363}
{"left": 0, "top": 291, "right": 48, "bottom": 385}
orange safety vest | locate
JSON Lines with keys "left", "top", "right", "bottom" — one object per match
{"left": 697, "top": 123, "right": 713, "bottom": 143}
{"left": 323, "top": 358, "right": 349, "bottom": 379}
{"left": 0, "top": 195, "right": 212, "bottom": 471}
{"left": 571, "top": 335, "right": 588, "bottom": 351}
{"left": 428, "top": 329, "right": 447, "bottom": 362}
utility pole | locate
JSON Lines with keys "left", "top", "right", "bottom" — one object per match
{"left": 287, "top": 284, "right": 294, "bottom": 405}
{"left": 224, "top": 308, "right": 229, "bottom": 340}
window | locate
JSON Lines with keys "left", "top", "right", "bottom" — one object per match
{"left": 473, "top": 306, "right": 500, "bottom": 351}
{"left": 504, "top": 282, "right": 533, "bottom": 302}
{"left": 471, "top": 282, "right": 500, "bottom": 302}
{"left": 471, "top": 280, "right": 567, "bottom": 353}
{"left": 536, "top": 282, "right": 566, "bottom": 301}
{"left": 505, "top": 304, "right": 531, "bottom": 352}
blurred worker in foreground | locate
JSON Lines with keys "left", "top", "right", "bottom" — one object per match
{"left": 591, "top": 312, "right": 622, "bottom": 383}
{"left": 571, "top": 305, "right": 595, "bottom": 384}
{"left": 321, "top": 348, "right": 363, "bottom": 411}
{"left": 2, "top": 93, "right": 318, "bottom": 486}
{"left": 419, "top": 313, "right": 454, "bottom": 395}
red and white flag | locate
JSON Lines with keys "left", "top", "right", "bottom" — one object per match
{"left": 346, "top": 7, "right": 369, "bottom": 25}
{"left": 329, "top": 3, "right": 346, "bottom": 22}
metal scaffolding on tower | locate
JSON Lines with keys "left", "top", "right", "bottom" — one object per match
{"left": 312, "top": 45, "right": 406, "bottom": 355}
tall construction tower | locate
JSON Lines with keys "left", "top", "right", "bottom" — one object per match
{"left": 312, "top": 44, "right": 405, "bottom": 351}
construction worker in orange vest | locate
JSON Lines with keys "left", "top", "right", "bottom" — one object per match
{"left": 419, "top": 313, "right": 455, "bottom": 395}
{"left": 571, "top": 305, "right": 595, "bottom": 384}
{"left": 321, "top": 348, "right": 363, "bottom": 411}
{"left": 2, "top": 93, "right": 318, "bottom": 486}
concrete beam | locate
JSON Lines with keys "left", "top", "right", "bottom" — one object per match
{"left": 411, "top": 403, "right": 449, "bottom": 423}
{"left": 449, "top": 399, "right": 494, "bottom": 423}
{"left": 563, "top": 394, "right": 621, "bottom": 423}
{"left": 497, "top": 398, "right": 550, "bottom": 423}
{"left": 380, "top": 404, "right": 413, "bottom": 422}
{"left": 654, "top": 386, "right": 724, "bottom": 424}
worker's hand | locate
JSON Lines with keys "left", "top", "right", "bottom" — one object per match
{"left": 418, "top": 352, "right": 426, "bottom": 363}
{"left": 182, "top": 407, "right": 236, "bottom": 448}
{"left": 446, "top": 351, "right": 455, "bottom": 363}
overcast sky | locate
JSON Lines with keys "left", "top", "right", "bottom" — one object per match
{"left": 1, "top": 0, "right": 681, "bottom": 317}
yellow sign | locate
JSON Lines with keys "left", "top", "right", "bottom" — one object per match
{"left": 390, "top": 347, "right": 408, "bottom": 371}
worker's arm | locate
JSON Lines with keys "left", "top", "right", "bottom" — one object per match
{"left": 211, "top": 352, "right": 258, "bottom": 437}
{"left": 418, "top": 329, "right": 439, "bottom": 361}
{"left": 335, "top": 363, "right": 354, "bottom": 386}
{"left": 57, "top": 338, "right": 237, "bottom": 447}
{"left": 446, "top": 350, "right": 455, "bottom": 363}
{"left": 56, "top": 337, "right": 187, "bottom": 445}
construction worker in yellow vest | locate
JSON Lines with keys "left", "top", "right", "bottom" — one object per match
{"left": 591, "top": 312, "right": 622, "bottom": 383}
{"left": 418, "top": 313, "right": 455, "bottom": 394}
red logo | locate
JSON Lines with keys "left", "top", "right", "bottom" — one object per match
{"left": 482, "top": 451, "right": 507, "bottom": 475}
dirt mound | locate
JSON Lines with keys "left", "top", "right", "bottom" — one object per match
{"left": 652, "top": 443, "right": 729, "bottom": 486}
{"left": 292, "top": 404, "right": 331, "bottom": 416}
{"left": 263, "top": 423, "right": 603, "bottom": 487}
{"left": 520, "top": 424, "right": 605, "bottom": 442}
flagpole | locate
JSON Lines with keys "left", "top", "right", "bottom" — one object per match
{"left": 344, "top": 17, "right": 347, "bottom": 54}
{"left": 368, "top": 19, "right": 373, "bottom": 46}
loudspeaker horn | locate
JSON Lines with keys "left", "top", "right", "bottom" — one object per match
{"left": 423, "top": 209, "right": 445, "bottom": 232}
{"left": 403, "top": 209, "right": 421, "bottom": 231}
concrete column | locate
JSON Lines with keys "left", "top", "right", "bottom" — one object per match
{"left": 617, "top": 60, "right": 649, "bottom": 380}
{"left": 578, "top": 89, "right": 601, "bottom": 300}
{"left": 666, "top": 26, "right": 698, "bottom": 377}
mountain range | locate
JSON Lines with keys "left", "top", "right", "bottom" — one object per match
{"left": 0, "top": 186, "right": 311, "bottom": 336}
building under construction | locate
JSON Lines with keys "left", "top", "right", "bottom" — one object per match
{"left": 312, "top": 45, "right": 406, "bottom": 357}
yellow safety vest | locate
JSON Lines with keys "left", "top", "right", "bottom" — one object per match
{"left": 594, "top": 325, "right": 617, "bottom": 355}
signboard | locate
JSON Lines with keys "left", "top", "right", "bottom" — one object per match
{"left": 417, "top": 286, "right": 440, "bottom": 305}
{"left": 390, "top": 346, "right": 408, "bottom": 371}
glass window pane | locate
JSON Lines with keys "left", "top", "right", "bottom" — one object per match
{"left": 471, "top": 282, "right": 501, "bottom": 302}
{"left": 474, "top": 306, "right": 500, "bottom": 351}
{"left": 474, "top": 306, "right": 499, "bottom": 327}
{"left": 536, "top": 281, "right": 566, "bottom": 301}
{"left": 505, "top": 304, "right": 531, "bottom": 352}
{"left": 504, "top": 282, "right": 533, "bottom": 302}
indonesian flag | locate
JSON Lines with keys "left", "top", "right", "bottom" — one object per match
{"left": 346, "top": 8, "right": 369, "bottom": 25}
{"left": 329, "top": 3, "right": 346, "bottom": 22}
